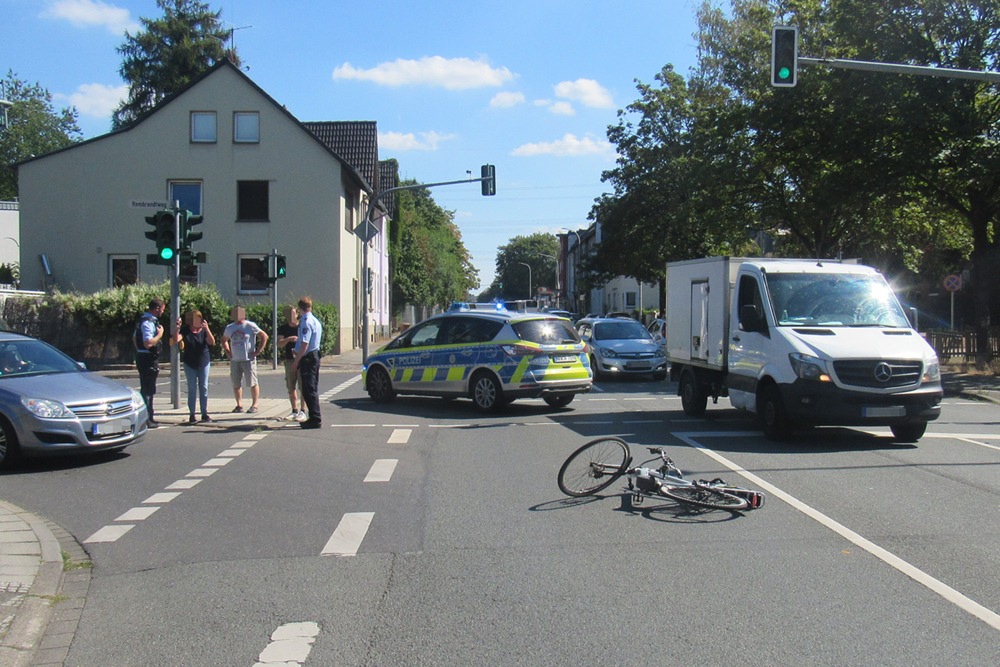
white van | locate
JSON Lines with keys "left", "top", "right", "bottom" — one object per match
{"left": 666, "top": 257, "right": 942, "bottom": 442}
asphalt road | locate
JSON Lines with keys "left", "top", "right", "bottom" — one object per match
{"left": 2, "top": 372, "right": 1000, "bottom": 666}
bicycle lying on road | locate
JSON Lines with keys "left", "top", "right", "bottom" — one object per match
{"left": 557, "top": 437, "right": 765, "bottom": 511}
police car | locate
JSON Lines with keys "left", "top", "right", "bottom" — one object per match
{"left": 363, "top": 304, "right": 592, "bottom": 411}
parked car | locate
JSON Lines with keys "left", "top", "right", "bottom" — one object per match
{"left": 363, "top": 308, "right": 592, "bottom": 411}
{"left": 576, "top": 317, "right": 667, "bottom": 381}
{"left": 545, "top": 309, "right": 574, "bottom": 321}
{"left": 647, "top": 318, "right": 666, "bottom": 342}
{"left": 604, "top": 311, "right": 631, "bottom": 319}
{"left": 0, "top": 331, "right": 148, "bottom": 467}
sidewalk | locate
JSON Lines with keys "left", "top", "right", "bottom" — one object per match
{"left": 0, "top": 357, "right": 996, "bottom": 665}
{"left": 0, "top": 347, "right": 368, "bottom": 665}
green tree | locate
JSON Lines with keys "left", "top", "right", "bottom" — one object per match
{"left": 0, "top": 71, "right": 82, "bottom": 199}
{"left": 492, "top": 234, "right": 560, "bottom": 301}
{"left": 113, "top": 0, "right": 239, "bottom": 129}
{"left": 391, "top": 184, "right": 478, "bottom": 310}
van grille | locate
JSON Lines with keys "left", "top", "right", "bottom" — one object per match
{"left": 833, "top": 360, "right": 922, "bottom": 389}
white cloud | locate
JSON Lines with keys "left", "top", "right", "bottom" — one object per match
{"left": 42, "top": 0, "right": 139, "bottom": 34}
{"left": 547, "top": 101, "right": 575, "bottom": 116}
{"left": 554, "top": 78, "right": 614, "bottom": 109}
{"left": 57, "top": 82, "right": 127, "bottom": 118}
{"left": 489, "top": 91, "right": 525, "bottom": 108}
{"left": 512, "top": 133, "right": 615, "bottom": 158}
{"left": 333, "top": 56, "right": 514, "bottom": 90}
{"left": 379, "top": 130, "right": 456, "bottom": 151}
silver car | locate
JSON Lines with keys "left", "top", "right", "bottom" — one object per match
{"left": 577, "top": 317, "right": 667, "bottom": 381}
{"left": 0, "top": 332, "right": 148, "bottom": 467}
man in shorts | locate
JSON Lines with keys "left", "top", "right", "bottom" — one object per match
{"left": 221, "top": 306, "right": 268, "bottom": 413}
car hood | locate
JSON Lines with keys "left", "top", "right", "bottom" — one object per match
{"left": 0, "top": 371, "right": 136, "bottom": 404}
{"left": 594, "top": 338, "right": 661, "bottom": 354}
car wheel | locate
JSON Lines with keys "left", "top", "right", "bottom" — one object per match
{"left": 679, "top": 370, "right": 707, "bottom": 416}
{"left": 471, "top": 371, "right": 504, "bottom": 412}
{"left": 589, "top": 355, "right": 603, "bottom": 381}
{"left": 366, "top": 366, "right": 397, "bottom": 403}
{"left": 0, "top": 415, "right": 20, "bottom": 469}
{"left": 758, "top": 384, "right": 791, "bottom": 441}
{"left": 890, "top": 422, "right": 926, "bottom": 443}
{"left": 543, "top": 394, "right": 574, "bottom": 409}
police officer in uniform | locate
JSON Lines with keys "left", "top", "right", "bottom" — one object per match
{"left": 135, "top": 297, "right": 166, "bottom": 428}
{"left": 291, "top": 296, "right": 323, "bottom": 429}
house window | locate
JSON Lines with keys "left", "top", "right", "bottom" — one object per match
{"left": 109, "top": 256, "right": 138, "bottom": 287}
{"left": 625, "top": 292, "right": 637, "bottom": 308}
{"left": 169, "top": 181, "right": 202, "bottom": 214}
{"left": 344, "top": 190, "right": 355, "bottom": 231}
{"left": 234, "top": 112, "right": 259, "bottom": 143}
{"left": 237, "top": 181, "right": 269, "bottom": 221}
{"left": 239, "top": 255, "right": 269, "bottom": 294}
{"left": 191, "top": 112, "right": 217, "bottom": 143}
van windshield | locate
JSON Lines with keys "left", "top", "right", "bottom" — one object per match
{"left": 765, "top": 273, "right": 910, "bottom": 328}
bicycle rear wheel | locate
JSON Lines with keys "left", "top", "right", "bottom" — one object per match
{"left": 557, "top": 437, "right": 631, "bottom": 497}
{"left": 659, "top": 484, "right": 749, "bottom": 510}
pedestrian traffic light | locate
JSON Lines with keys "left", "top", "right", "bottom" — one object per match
{"left": 771, "top": 26, "right": 798, "bottom": 87}
{"left": 481, "top": 164, "right": 496, "bottom": 196}
{"left": 275, "top": 255, "right": 287, "bottom": 279}
{"left": 180, "top": 210, "right": 203, "bottom": 250}
{"left": 144, "top": 210, "right": 176, "bottom": 263}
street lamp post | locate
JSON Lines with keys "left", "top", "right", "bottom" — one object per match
{"left": 560, "top": 228, "right": 582, "bottom": 310}
{"left": 518, "top": 262, "right": 532, "bottom": 301}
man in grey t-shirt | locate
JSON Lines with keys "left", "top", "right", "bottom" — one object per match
{"left": 221, "top": 306, "right": 269, "bottom": 413}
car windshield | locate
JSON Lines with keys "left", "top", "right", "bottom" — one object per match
{"left": 0, "top": 339, "right": 84, "bottom": 378}
{"left": 512, "top": 319, "right": 581, "bottom": 345}
{"left": 593, "top": 321, "right": 651, "bottom": 341}
{"left": 765, "top": 273, "right": 911, "bottom": 327}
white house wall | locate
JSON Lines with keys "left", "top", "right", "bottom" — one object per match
{"left": 17, "top": 65, "right": 362, "bottom": 353}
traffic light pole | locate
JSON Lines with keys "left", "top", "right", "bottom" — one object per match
{"left": 170, "top": 203, "right": 181, "bottom": 409}
{"left": 271, "top": 248, "right": 278, "bottom": 370}
{"left": 358, "top": 169, "right": 496, "bottom": 364}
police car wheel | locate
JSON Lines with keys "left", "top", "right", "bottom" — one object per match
{"left": 471, "top": 372, "right": 503, "bottom": 412}
{"left": 367, "top": 366, "right": 397, "bottom": 403}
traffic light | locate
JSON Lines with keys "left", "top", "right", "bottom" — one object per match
{"left": 180, "top": 210, "right": 203, "bottom": 250}
{"left": 144, "top": 210, "right": 176, "bottom": 263}
{"left": 771, "top": 26, "right": 798, "bottom": 87}
{"left": 275, "top": 255, "right": 287, "bottom": 279}
{"left": 481, "top": 164, "right": 496, "bottom": 196}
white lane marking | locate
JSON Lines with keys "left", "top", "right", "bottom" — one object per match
{"left": 255, "top": 621, "right": 320, "bottom": 666}
{"left": 428, "top": 424, "right": 472, "bottom": 429}
{"left": 329, "top": 424, "right": 377, "bottom": 428}
{"left": 84, "top": 524, "right": 134, "bottom": 544}
{"left": 387, "top": 429, "right": 411, "bottom": 444}
{"left": 187, "top": 468, "right": 219, "bottom": 478}
{"left": 383, "top": 424, "right": 420, "bottom": 428}
{"left": 624, "top": 397, "right": 658, "bottom": 401}
{"left": 676, "top": 431, "right": 1000, "bottom": 633}
{"left": 165, "top": 479, "right": 202, "bottom": 490}
{"left": 143, "top": 492, "right": 182, "bottom": 504}
{"left": 203, "top": 457, "right": 233, "bottom": 467}
{"left": 954, "top": 437, "right": 1000, "bottom": 452}
{"left": 230, "top": 441, "right": 256, "bottom": 449}
{"left": 115, "top": 507, "right": 159, "bottom": 522}
{"left": 588, "top": 398, "right": 617, "bottom": 401}
{"left": 364, "top": 459, "right": 398, "bottom": 482}
{"left": 219, "top": 448, "right": 247, "bottom": 457}
{"left": 321, "top": 512, "right": 375, "bottom": 557}
{"left": 243, "top": 433, "right": 269, "bottom": 441}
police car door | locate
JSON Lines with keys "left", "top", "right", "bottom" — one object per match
{"left": 396, "top": 319, "right": 444, "bottom": 392}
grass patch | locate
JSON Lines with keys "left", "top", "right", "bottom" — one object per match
{"left": 62, "top": 551, "right": 93, "bottom": 571}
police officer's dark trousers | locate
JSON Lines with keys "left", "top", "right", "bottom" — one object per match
{"left": 299, "top": 351, "right": 321, "bottom": 423}
{"left": 136, "top": 351, "right": 159, "bottom": 422}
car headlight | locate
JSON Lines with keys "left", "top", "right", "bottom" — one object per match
{"left": 599, "top": 347, "right": 618, "bottom": 358}
{"left": 789, "top": 353, "right": 832, "bottom": 382}
{"left": 21, "top": 396, "right": 74, "bottom": 419}
{"left": 656, "top": 345, "right": 666, "bottom": 356}
{"left": 923, "top": 358, "right": 940, "bottom": 383}
{"left": 129, "top": 387, "right": 145, "bottom": 411}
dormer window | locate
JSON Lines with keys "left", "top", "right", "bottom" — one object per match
{"left": 191, "top": 111, "right": 217, "bottom": 143}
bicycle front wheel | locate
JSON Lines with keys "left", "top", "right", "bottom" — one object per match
{"left": 659, "top": 484, "right": 749, "bottom": 510}
{"left": 557, "top": 437, "right": 631, "bottom": 497}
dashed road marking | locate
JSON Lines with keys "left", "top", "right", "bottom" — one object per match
{"left": 255, "top": 621, "right": 320, "bottom": 666}
{"left": 387, "top": 428, "right": 411, "bottom": 444}
{"left": 364, "top": 459, "right": 398, "bottom": 482}
{"left": 115, "top": 507, "right": 159, "bottom": 522}
{"left": 321, "top": 512, "right": 374, "bottom": 557}
{"left": 84, "top": 524, "right": 134, "bottom": 544}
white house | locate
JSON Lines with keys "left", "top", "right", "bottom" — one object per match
{"left": 17, "top": 61, "right": 382, "bottom": 354}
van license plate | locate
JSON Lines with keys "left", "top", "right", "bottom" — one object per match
{"left": 93, "top": 418, "right": 131, "bottom": 436}
{"left": 553, "top": 355, "right": 576, "bottom": 364}
{"left": 862, "top": 406, "right": 905, "bottom": 418}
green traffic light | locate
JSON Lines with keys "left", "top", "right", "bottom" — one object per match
{"left": 160, "top": 247, "right": 174, "bottom": 261}
{"left": 778, "top": 66, "right": 791, "bottom": 80}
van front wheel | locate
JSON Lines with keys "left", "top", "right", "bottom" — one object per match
{"left": 890, "top": 423, "right": 926, "bottom": 443}
{"left": 759, "top": 385, "right": 791, "bottom": 440}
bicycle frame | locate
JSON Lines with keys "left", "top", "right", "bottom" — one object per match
{"left": 624, "top": 448, "right": 763, "bottom": 509}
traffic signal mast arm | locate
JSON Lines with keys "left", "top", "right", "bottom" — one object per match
{"left": 366, "top": 166, "right": 497, "bottom": 221}
{"left": 798, "top": 56, "right": 1000, "bottom": 83}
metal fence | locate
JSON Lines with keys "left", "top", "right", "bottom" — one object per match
{"left": 924, "top": 330, "right": 1000, "bottom": 363}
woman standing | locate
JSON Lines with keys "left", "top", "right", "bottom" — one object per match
{"left": 172, "top": 310, "right": 216, "bottom": 423}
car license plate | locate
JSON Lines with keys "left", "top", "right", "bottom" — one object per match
{"left": 862, "top": 406, "right": 906, "bottom": 418}
{"left": 553, "top": 355, "right": 576, "bottom": 364}
{"left": 626, "top": 362, "right": 650, "bottom": 370}
{"left": 93, "top": 418, "right": 131, "bottom": 436}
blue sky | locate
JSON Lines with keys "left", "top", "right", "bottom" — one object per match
{"left": 4, "top": 0, "right": 702, "bottom": 291}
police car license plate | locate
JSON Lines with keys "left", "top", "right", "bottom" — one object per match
{"left": 93, "top": 418, "right": 131, "bottom": 436}
{"left": 553, "top": 355, "right": 576, "bottom": 364}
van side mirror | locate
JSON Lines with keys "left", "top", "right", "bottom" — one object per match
{"left": 740, "top": 304, "right": 765, "bottom": 332}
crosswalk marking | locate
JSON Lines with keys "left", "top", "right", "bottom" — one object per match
{"left": 321, "top": 512, "right": 375, "bottom": 557}
{"left": 255, "top": 621, "right": 320, "bottom": 666}
{"left": 387, "top": 428, "right": 411, "bottom": 444}
{"left": 364, "top": 459, "right": 398, "bottom": 482}
{"left": 115, "top": 507, "right": 159, "bottom": 522}
{"left": 84, "top": 524, "right": 134, "bottom": 544}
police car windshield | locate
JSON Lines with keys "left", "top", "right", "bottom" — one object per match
{"left": 512, "top": 319, "right": 580, "bottom": 345}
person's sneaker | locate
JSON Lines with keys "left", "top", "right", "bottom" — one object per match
{"left": 200, "top": 414, "right": 213, "bottom": 423}
{"left": 285, "top": 412, "right": 299, "bottom": 420}
{"left": 187, "top": 415, "right": 197, "bottom": 424}
{"left": 295, "top": 411, "right": 307, "bottom": 421}
{"left": 300, "top": 420, "right": 321, "bottom": 430}
{"left": 147, "top": 420, "right": 160, "bottom": 429}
